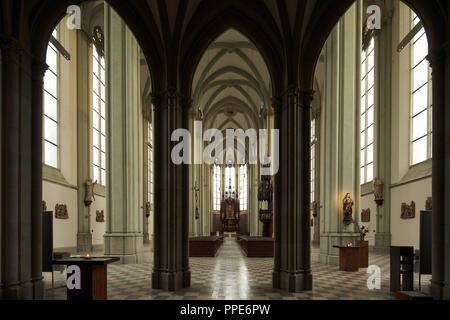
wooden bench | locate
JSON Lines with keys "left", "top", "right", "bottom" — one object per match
{"left": 189, "top": 236, "right": 224, "bottom": 257}
{"left": 237, "top": 235, "right": 274, "bottom": 257}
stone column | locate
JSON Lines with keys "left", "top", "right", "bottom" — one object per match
{"left": 272, "top": 88, "right": 313, "bottom": 292}
{"left": 249, "top": 164, "right": 260, "bottom": 236}
{"left": 319, "top": 4, "right": 360, "bottom": 266}
{"left": 76, "top": 30, "right": 93, "bottom": 252}
{"left": 104, "top": 5, "right": 144, "bottom": 264}
{"left": 203, "top": 165, "right": 212, "bottom": 237}
{"left": 152, "top": 89, "right": 191, "bottom": 290}
{"left": 429, "top": 48, "right": 450, "bottom": 299}
{"left": 0, "top": 36, "right": 45, "bottom": 299}
{"left": 0, "top": 45, "right": 2, "bottom": 297}
{"left": 143, "top": 118, "right": 150, "bottom": 244}
{"left": 188, "top": 109, "right": 196, "bottom": 237}
{"left": 374, "top": 3, "right": 394, "bottom": 251}
{"left": 31, "top": 57, "right": 47, "bottom": 300}
{"left": 311, "top": 101, "right": 321, "bottom": 246}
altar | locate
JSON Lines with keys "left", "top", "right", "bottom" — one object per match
{"left": 220, "top": 189, "right": 240, "bottom": 233}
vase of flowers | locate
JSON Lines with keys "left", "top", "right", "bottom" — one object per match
{"left": 353, "top": 220, "right": 373, "bottom": 268}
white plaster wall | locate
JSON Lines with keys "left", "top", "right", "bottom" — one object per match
{"left": 390, "top": 178, "right": 431, "bottom": 250}
{"left": 43, "top": 181, "right": 78, "bottom": 249}
{"left": 90, "top": 196, "right": 107, "bottom": 246}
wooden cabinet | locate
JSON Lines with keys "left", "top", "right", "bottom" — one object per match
{"left": 390, "top": 246, "right": 414, "bottom": 293}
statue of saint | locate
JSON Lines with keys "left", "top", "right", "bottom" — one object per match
{"left": 373, "top": 178, "right": 383, "bottom": 205}
{"left": 84, "top": 179, "right": 98, "bottom": 207}
{"left": 343, "top": 193, "right": 354, "bottom": 225}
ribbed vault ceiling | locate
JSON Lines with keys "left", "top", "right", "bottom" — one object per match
{"left": 193, "top": 29, "right": 271, "bottom": 132}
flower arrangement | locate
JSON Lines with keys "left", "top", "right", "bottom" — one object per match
{"left": 352, "top": 220, "right": 374, "bottom": 241}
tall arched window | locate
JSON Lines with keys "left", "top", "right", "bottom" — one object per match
{"left": 213, "top": 165, "right": 221, "bottom": 211}
{"left": 360, "top": 37, "right": 375, "bottom": 184}
{"left": 92, "top": 47, "right": 106, "bottom": 185}
{"left": 410, "top": 12, "right": 432, "bottom": 165}
{"left": 43, "top": 28, "right": 60, "bottom": 168}
{"left": 225, "top": 164, "right": 236, "bottom": 193}
{"left": 239, "top": 164, "right": 248, "bottom": 211}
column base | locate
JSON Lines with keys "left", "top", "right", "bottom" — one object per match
{"left": 31, "top": 278, "right": 45, "bottom": 300}
{"left": 152, "top": 270, "right": 191, "bottom": 291}
{"left": 272, "top": 270, "right": 312, "bottom": 292}
{"left": 319, "top": 233, "right": 360, "bottom": 266}
{"left": 104, "top": 233, "right": 144, "bottom": 264}
{"left": 0, "top": 284, "right": 22, "bottom": 300}
{"left": 374, "top": 232, "right": 391, "bottom": 253}
{"left": 143, "top": 232, "right": 151, "bottom": 244}
{"left": 77, "top": 232, "right": 93, "bottom": 253}
{"left": 0, "top": 280, "right": 39, "bottom": 300}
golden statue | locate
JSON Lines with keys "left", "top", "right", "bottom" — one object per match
{"left": 343, "top": 193, "right": 354, "bottom": 225}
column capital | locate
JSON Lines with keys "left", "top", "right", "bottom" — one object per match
{"left": 31, "top": 60, "right": 49, "bottom": 82}
{"left": 281, "top": 85, "right": 300, "bottom": 99}
{"left": 279, "top": 86, "right": 315, "bottom": 110}
{"left": 0, "top": 34, "right": 21, "bottom": 52}
{"left": 160, "top": 86, "right": 184, "bottom": 112}
{"left": 0, "top": 34, "right": 46, "bottom": 68}
{"left": 142, "top": 94, "right": 153, "bottom": 122}
{"left": 300, "top": 89, "right": 315, "bottom": 110}
{"left": 271, "top": 96, "right": 282, "bottom": 113}
{"left": 427, "top": 48, "right": 446, "bottom": 69}
{"left": 150, "top": 92, "right": 162, "bottom": 112}
{"left": 182, "top": 97, "right": 193, "bottom": 110}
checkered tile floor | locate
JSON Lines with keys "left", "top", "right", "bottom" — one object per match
{"left": 44, "top": 239, "right": 431, "bottom": 300}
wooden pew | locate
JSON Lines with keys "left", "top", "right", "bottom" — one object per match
{"left": 189, "top": 236, "right": 224, "bottom": 257}
{"left": 237, "top": 235, "right": 274, "bottom": 257}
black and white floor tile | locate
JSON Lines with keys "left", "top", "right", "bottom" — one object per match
{"left": 44, "top": 239, "right": 430, "bottom": 300}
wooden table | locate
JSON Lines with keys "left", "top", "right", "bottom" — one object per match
{"left": 333, "top": 245, "right": 364, "bottom": 272}
{"left": 53, "top": 257, "right": 120, "bottom": 300}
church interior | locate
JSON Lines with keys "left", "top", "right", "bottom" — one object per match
{"left": 1, "top": 0, "right": 450, "bottom": 302}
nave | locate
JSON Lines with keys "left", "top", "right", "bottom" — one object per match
{"left": 44, "top": 240, "right": 422, "bottom": 300}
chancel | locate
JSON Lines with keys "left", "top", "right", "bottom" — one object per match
{"left": 220, "top": 181, "right": 241, "bottom": 234}
{"left": 1, "top": 0, "right": 450, "bottom": 302}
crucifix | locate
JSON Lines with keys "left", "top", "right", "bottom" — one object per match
{"left": 193, "top": 182, "right": 200, "bottom": 220}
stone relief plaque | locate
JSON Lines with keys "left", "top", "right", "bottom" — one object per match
{"left": 425, "top": 197, "right": 432, "bottom": 211}
{"left": 361, "top": 208, "right": 371, "bottom": 222}
{"left": 401, "top": 201, "right": 415, "bottom": 219}
{"left": 96, "top": 210, "right": 105, "bottom": 223}
{"left": 55, "top": 204, "right": 69, "bottom": 220}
